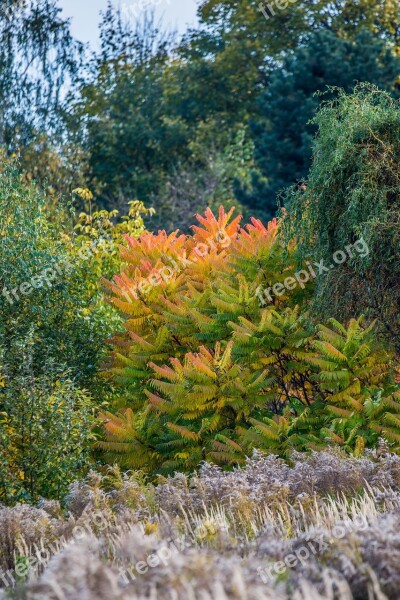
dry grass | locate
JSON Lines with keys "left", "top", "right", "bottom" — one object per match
{"left": 1, "top": 448, "right": 400, "bottom": 599}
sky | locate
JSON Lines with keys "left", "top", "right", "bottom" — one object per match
{"left": 59, "top": 0, "right": 199, "bottom": 46}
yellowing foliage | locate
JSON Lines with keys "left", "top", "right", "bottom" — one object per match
{"left": 99, "top": 208, "right": 397, "bottom": 473}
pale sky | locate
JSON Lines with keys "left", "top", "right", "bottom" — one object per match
{"left": 59, "top": 0, "right": 200, "bottom": 46}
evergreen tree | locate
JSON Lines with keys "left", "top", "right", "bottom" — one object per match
{"left": 237, "top": 30, "right": 400, "bottom": 217}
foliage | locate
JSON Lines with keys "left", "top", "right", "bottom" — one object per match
{"left": 0, "top": 357, "right": 94, "bottom": 504}
{"left": 100, "top": 207, "right": 397, "bottom": 473}
{"left": 198, "top": 0, "right": 400, "bottom": 59}
{"left": 0, "top": 0, "right": 83, "bottom": 150}
{"left": 74, "top": 10, "right": 185, "bottom": 212}
{"left": 149, "top": 125, "right": 253, "bottom": 232}
{"left": 71, "top": 8, "right": 254, "bottom": 225}
{"left": 281, "top": 84, "right": 400, "bottom": 347}
{"left": 238, "top": 30, "right": 400, "bottom": 218}
{"left": 0, "top": 0, "right": 85, "bottom": 201}
{"left": 1, "top": 0, "right": 400, "bottom": 516}
{"left": 0, "top": 161, "right": 151, "bottom": 504}
{"left": 0, "top": 163, "right": 102, "bottom": 389}
{"left": 0, "top": 162, "right": 149, "bottom": 389}
{"left": 73, "top": 195, "right": 155, "bottom": 281}
{"left": 195, "top": 0, "right": 400, "bottom": 218}
{"left": 0, "top": 0, "right": 399, "bottom": 226}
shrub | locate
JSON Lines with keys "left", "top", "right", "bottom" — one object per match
{"left": 0, "top": 161, "right": 152, "bottom": 503}
{"left": 281, "top": 84, "right": 400, "bottom": 348}
{"left": 100, "top": 207, "right": 397, "bottom": 473}
{"left": 0, "top": 361, "right": 95, "bottom": 504}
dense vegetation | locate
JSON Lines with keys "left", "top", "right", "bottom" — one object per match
{"left": 1, "top": 0, "right": 400, "bottom": 597}
{"left": 0, "top": 162, "right": 152, "bottom": 501}
{"left": 100, "top": 202, "right": 399, "bottom": 473}
{"left": 0, "top": 0, "right": 399, "bottom": 500}
{"left": 3, "top": 0, "right": 399, "bottom": 223}
{"left": 282, "top": 85, "right": 400, "bottom": 343}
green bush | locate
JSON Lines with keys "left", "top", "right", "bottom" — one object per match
{"left": 282, "top": 84, "right": 400, "bottom": 348}
{"left": 0, "top": 161, "right": 150, "bottom": 503}
{"left": 0, "top": 357, "right": 94, "bottom": 504}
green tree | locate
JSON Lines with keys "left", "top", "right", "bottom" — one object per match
{"left": 74, "top": 5, "right": 260, "bottom": 223}
{"left": 198, "top": 0, "right": 400, "bottom": 58}
{"left": 0, "top": 354, "right": 94, "bottom": 504}
{"left": 0, "top": 161, "right": 151, "bottom": 503}
{"left": 0, "top": 161, "right": 150, "bottom": 393}
{"left": 74, "top": 8, "right": 188, "bottom": 211}
{"left": 282, "top": 84, "right": 400, "bottom": 347}
{"left": 0, "top": 0, "right": 82, "bottom": 149}
{"left": 237, "top": 30, "right": 400, "bottom": 217}
{"left": 0, "top": 0, "right": 85, "bottom": 201}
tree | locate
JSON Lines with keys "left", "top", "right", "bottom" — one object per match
{"left": 189, "top": 1, "right": 399, "bottom": 217}
{"left": 0, "top": 160, "right": 151, "bottom": 393}
{"left": 149, "top": 124, "right": 252, "bottom": 232}
{"left": 0, "top": 0, "right": 85, "bottom": 203}
{"left": 0, "top": 160, "right": 152, "bottom": 503}
{"left": 74, "top": 5, "right": 255, "bottom": 227}
{"left": 237, "top": 30, "right": 400, "bottom": 217}
{"left": 0, "top": 0, "right": 83, "bottom": 150}
{"left": 198, "top": 0, "right": 400, "bottom": 58}
{"left": 0, "top": 359, "right": 94, "bottom": 504}
{"left": 281, "top": 84, "right": 400, "bottom": 347}
{"left": 74, "top": 8, "right": 188, "bottom": 212}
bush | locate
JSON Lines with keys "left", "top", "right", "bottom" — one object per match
{"left": 0, "top": 362, "right": 94, "bottom": 504}
{"left": 0, "top": 160, "right": 151, "bottom": 503}
{"left": 281, "top": 84, "right": 400, "bottom": 348}
{"left": 100, "top": 207, "right": 398, "bottom": 474}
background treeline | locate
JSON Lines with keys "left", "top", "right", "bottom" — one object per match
{"left": 2, "top": 0, "right": 400, "bottom": 229}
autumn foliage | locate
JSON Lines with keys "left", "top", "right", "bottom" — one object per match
{"left": 100, "top": 207, "right": 399, "bottom": 473}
